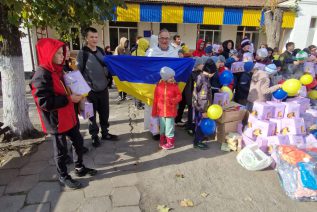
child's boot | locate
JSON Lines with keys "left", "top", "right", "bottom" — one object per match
{"left": 162, "top": 137, "right": 175, "bottom": 150}
{"left": 159, "top": 135, "right": 166, "bottom": 148}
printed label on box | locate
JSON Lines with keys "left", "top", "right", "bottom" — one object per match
{"left": 282, "top": 102, "right": 300, "bottom": 118}
{"left": 251, "top": 102, "right": 274, "bottom": 120}
{"left": 281, "top": 118, "right": 306, "bottom": 135}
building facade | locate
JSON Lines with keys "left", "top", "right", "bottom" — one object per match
{"left": 281, "top": 0, "right": 317, "bottom": 49}
{"left": 22, "top": 0, "right": 296, "bottom": 72}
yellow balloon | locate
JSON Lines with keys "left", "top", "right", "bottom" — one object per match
{"left": 207, "top": 104, "right": 223, "bottom": 120}
{"left": 300, "top": 74, "right": 314, "bottom": 85}
{"left": 308, "top": 90, "right": 317, "bottom": 100}
{"left": 221, "top": 86, "right": 233, "bottom": 101}
{"left": 282, "top": 79, "right": 302, "bottom": 94}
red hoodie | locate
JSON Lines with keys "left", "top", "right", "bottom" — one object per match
{"left": 192, "top": 39, "right": 206, "bottom": 57}
{"left": 31, "top": 38, "right": 77, "bottom": 134}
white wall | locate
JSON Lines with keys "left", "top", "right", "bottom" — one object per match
{"left": 20, "top": 28, "right": 33, "bottom": 72}
{"left": 178, "top": 24, "right": 197, "bottom": 50}
{"left": 221, "top": 25, "right": 237, "bottom": 47}
{"left": 289, "top": 0, "right": 317, "bottom": 49}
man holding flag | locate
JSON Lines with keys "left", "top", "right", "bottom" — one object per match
{"left": 104, "top": 29, "right": 194, "bottom": 142}
{"left": 145, "top": 29, "right": 179, "bottom": 140}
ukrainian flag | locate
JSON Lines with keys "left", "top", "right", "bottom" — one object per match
{"left": 104, "top": 56, "right": 195, "bottom": 105}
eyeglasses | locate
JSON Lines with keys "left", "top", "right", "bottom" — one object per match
{"left": 158, "top": 37, "right": 170, "bottom": 41}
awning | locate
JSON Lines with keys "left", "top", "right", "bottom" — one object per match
{"left": 114, "top": 3, "right": 295, "bottom": 28}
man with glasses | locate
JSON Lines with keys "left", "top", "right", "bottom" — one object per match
{"left": 145, "top": 29, "right": 179, "bottom": 140}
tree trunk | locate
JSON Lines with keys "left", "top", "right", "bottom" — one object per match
{"left": 0, "top": 3, "right": 38, "bottom": 140}
{"left": 264, "top": 8, "right": 283, "bottom": 49}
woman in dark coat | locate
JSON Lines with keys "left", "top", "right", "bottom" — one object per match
{"left": 222, "top": 40, "right": 235, "bottom": 59}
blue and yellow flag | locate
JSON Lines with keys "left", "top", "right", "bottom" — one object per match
{"left": 104, "top": 56, "right": 195, "bottom": 105}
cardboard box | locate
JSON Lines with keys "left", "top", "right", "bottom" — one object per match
{"left": 286, "top": 97, "right": 310, "bottom": 115}
{"left": 217, "top": 107, "right": 246, "bottom": 124}
{"left": 266, "top": 101, "right": 285, "bottom": 119}
{"left": 252, "top": 119, "right": 276, "bottom": 138}
{"left": 270, "top": 118, "right": 283, "bottom": 135}
{"left": 243, "top": 127, "right": 256, "bottom": 141}
{"left": 281, "top": 118, "right": 306, "bottom": 135}
{"left": 302, "top": 113, "right": 316, "bottom": 131}
{"left": 267, "top": 135, "right": 290, "bottom": 154}
{"left": 231, "top": 62, "right": 245, "bottom": 73}
{"left": 255, "top": 137, "right": 268, "bottom": 153}
{"left": 305, "top": 109, "right": 317, "bottom": 117}
{"left": 305, "top": 134, "right": 317, "bottom": 148}
{"left": 288, "top": 135, "right": 306, "bottom": 149}
{"left": 80, "top": 101, "right": 94, "bottom": 119}
{"left": 242, "top": 131, "right": 256, "bottom": 147}
{"left": 213, "top": 92, "right": 230, "bottom": 107}
{"left": 251, "top": 102, "right": 274, "bottom": 120}
{"left": 217, "top": 121, "right": 241, "bottom": 142}
{"left": 282, "top": 102, "right": 300, "bottom": 118}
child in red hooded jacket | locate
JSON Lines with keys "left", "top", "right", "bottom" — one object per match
{"left": 30, "top": 38, "right": 97, "bottom": 189}
{"left": 152, "top": 67, "right": 182, "bottom": 150}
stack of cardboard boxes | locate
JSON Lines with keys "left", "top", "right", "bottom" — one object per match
{"left": 242, "top": 97, "right": 317, "bottom": 155}
{"left": 213, "top": 93, "right": 247, "bottom": 142}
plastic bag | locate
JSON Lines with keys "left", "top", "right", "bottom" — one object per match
{"left": 274, "top": 145, "right": 317, "bottom": 201}
{"left": 236, "top": 143, "right": 272, "bottom": 171}
{"left": 298, "top": 162, "right": 317, "bottom": 190}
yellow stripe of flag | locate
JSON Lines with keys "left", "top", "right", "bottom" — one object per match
{"left": 241, "top": 10, "right": 261, "bottom": 26}
{"left": 203, "top": 8, "right": 224, "bottom": 25}
{"left": 162, "top": 5, "right": 184, "bottom": 23}
{"left": 117, "top": 3, "right": 140, "bottom": 22}
{"left": 282, "top": 11, "right": 296, "bottom": 28}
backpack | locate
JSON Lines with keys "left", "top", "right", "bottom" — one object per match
{"left": 80, "top": 46, "right": 109, "bottom": 87}
{"left": 82, "top": 46, "right": 106, "bottom": 71}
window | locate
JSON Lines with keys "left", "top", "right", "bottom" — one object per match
{"left": 160, "top": 23, "right": 178, "bottom": 32}
{"left": 109, "top": 22, "right": 138, "bottom": 51}
{"left": 70, "top": 28, "right": 81, "bottom": 50}
{"left": 310, "top": 18, "right": 317, "bottom": 28}
{"left": 198, "top": 25, "right": 221, "bottom": 44}
{"left": 36, "top": 27, "right": 48, "bottom": 40}
{"left": 236, "top": 26, "right": 260, "bottom": 49}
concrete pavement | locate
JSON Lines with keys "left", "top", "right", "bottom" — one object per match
{"left": 0, "top": 88, "right": 317, "bottom": 212}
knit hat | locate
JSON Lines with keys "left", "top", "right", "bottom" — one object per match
{"left": 225, "top": 57, "right": 236, "bottom": 69}
{"left": 296, "top": 50, "right": 309, "bottom": 61}
{"left": 217, "top": 55, "right": 226, "bottom": 63}
{"left": 241, "top": 38, "right": 251, "bottom": 49}
{"left": 244, "top": 61, "right": 255, "bottom": 73}
{"left": 203, "top": 59, "right": 217, "bottom": 74}
{"left": 194, "top": 57, "right": 204, "bottom": 67}
{"left": 265, "top": 64, "right": 277, "bottom": 75}
{"left": 160, "top": 66, "right": 175, "bottom": 81}
{"left": 210, "top": 56, "right": 218, "bottom": 64}
{"left": 201, "top": 56, "right": 210, "bottom": 64}
{"left": 256, "top": 48, "right": 269, "bottom": 58}
{"left": 205, "top": 46, "right": 213, "bottom": 54}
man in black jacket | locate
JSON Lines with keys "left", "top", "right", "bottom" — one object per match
{"left": 77, "top": 27, "right": 119, "bottom": 147}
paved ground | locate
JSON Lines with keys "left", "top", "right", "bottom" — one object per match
{"left": 1, "top": 88, "right": 317, "bottom": 212}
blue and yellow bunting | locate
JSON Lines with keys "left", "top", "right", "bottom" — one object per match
{"left": 113, "top": 3, "right": 295, "bottom": 28}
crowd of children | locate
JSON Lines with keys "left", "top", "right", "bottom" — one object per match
{"left": 163, "top": 38, "right": 317, "bottom": 150}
